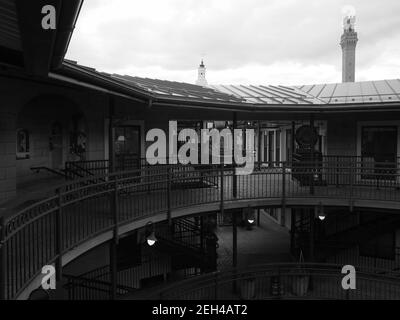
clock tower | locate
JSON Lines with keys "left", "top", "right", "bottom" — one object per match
{"left": 340, "top": 14, "right": 358, "bottom": 82}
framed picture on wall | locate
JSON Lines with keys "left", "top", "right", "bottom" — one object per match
{"left": 16, "top": 128, "right": 30, "bottom": 159}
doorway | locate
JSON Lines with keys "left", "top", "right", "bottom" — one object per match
{"left": 361, "top": 126, "right": 397, "bottom": 179}
{"left": 114, "top": 125, "right": 141, "bottom": 170}
{"left": 50, "top": 122, "right": 63, "bottom": 169}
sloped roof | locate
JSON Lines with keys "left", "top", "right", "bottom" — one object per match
{"left": 296, "top": 80, "right": 400, "bottom": 104}
{"left": 209, "top": 84, "right": 325, "bottom": 105}
{"left": 60, "top": 60, "right": 245, "bottom": 106}
{"left": 110, "top": 74, "right": 244, "bottom": 104}
{"left": 210, "top": 80, "right": 400, "bottom": 105}
{"left": 59, "top": 60, "right": 400, "bottom": 112}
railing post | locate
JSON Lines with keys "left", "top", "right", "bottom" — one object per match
{"left": 55, "top": 188, "right": 63, "bottom": 281}
{"left": 281, "top": 161, "right": 286, "bottom": 227}
{"left": 0, "top": 217, "right": 6, "bottom": 300}
{"left": 167, "top": 167, "right": 172, "bottom": 227}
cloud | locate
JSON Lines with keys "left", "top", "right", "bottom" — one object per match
{"left": 66, "top": 0, "right": 400, "bottom": 85}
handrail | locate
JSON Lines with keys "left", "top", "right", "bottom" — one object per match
{"left": 1, "top": 160, "right": 400, "bottom": 299}
{"left": 30, "top": 166, "right": 66, "bottom": 178}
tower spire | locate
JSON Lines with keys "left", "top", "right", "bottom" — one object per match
{"left": 196, "top": 60, "right": 208, "bottom": 87}
{"left": 340, "top": 13, "right": 358, "bottom": 82}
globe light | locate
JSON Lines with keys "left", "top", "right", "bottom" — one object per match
{"left": 145, "top": 222, "right": 157, "bottom": 246}
{"left": 146, "top": 231, "right": 157, "bottom": 246}
{"left": 316, "top": 202, "right": 326, "bottom": 221}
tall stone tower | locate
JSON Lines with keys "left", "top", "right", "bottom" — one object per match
{"left": 196, "top": 60, "right": 208, "bottom": 86}
{"left": 340, "top": 15, "right": 358, "bottom": 82}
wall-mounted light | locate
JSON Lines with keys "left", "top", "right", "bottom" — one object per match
{"left": 316, "top": 203, "right": 326, "bottom": 221}
{"left": 145, "top": 222, "right": 157, "bottom": 246}
{"left": 146, "top": 231, "right": 157, "bottom": 246}
{"left": 245, "top": 206, "right": 255, "bottom": 230}
{"left": 117, "top": 135, "right": 126, "bottom": 142}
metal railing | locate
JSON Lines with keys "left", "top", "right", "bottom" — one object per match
{"left": 64, "top": 254, "right": 170, "bottom": 300}
{"left": 148, "top": 263, "right": 400, "bottom": 300}
{"left": 1, "top": 159, "right": 400, "bottom": 299}
{"left": 63, "top": 274, "right": 137, "bottom": 300}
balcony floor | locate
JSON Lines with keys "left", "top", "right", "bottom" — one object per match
{"left": 216, "top": 211, "right": 292, "bottom": 270}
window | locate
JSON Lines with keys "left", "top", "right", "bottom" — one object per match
{"left": 359, "top": 232, "right": 395, "bottom": 260}
{"left": 16, "top": 129, "right": 30, "bottom": 159}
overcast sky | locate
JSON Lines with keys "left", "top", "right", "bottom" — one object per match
{"left": 66, "top": 0, "right": 400, "bottom": 86}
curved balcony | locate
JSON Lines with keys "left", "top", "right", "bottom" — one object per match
{"left": 1, "top": 160, "right": 400, "bottom": 299}
{"left": 145, "top": 263, "right": 400, "bottom": 300}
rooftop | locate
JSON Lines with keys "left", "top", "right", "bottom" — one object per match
{"left": 211, "top": 79, "right": 400, "bottom": 105}
{"left": 62, "top": 60, "right": 400, "bottom": 109}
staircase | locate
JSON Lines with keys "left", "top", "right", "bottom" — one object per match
{"left": 156, "top": 218, "right": 214, "bottom": 270}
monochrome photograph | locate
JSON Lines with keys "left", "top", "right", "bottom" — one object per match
{"left": 1, "top": 0, "right": 400, "bottom": 308}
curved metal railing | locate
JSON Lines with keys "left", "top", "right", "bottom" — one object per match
{"left": 1, "top": 160, "right": 400, "bottom": 299}
{"left": 148, "top": 263, "right": 400, "bottom": 300}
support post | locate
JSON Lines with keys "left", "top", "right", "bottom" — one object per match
{"left": 290, "top": 210, "right": 296, "bottom": 254}
{"left": 309, "top": 115, "right": 315, "bottom": 195}
{"left": 281, "top": 161, "right": 286, "bottom": 227}
{"left": 309, "top": 209, "right": 315, "bottom": 262}
{"left": 232, "top": 211, "right": 238, "bottom": 293}
{"left": 108, "top": 96, "right": 116, "bottom": 173}
{"left": 220, "top": 163, "right": 224, "bottom": 220}
{"left": 167, "top": 167, "right": 172, "bottom": 227}
{"left": 110, "top": 179, "right": 119, "bottom": 300}
{"left": 232, "top": 212, "right": 237, "bottom": 268}
{"left": 349, "top": 161, "right": 354, "bottom": 212}
{"left": 257, "top": 121, "right": 262, "bottom": 171}
{"left": 257, "top": 208, "right": 260, "bottom": 227}
{"left": 308, "top": 209, "right": 315, "bottom": 291}
{"left": 291, "top": 121, "right": 296, "bottom": 163}
{"left": 0, "top": 217, "right": 6, "bottom": 300}
{"left": 232, "top": 112, "right": 237, "bottom": 198}
{"left": 200, "top": 216, "right": 204, "bottom": 253}
{"left": 109, "top": 239, "right": 117, "bottom": 300}
{"left": 55, "top": 188, "right": 63, "bottom": 281}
